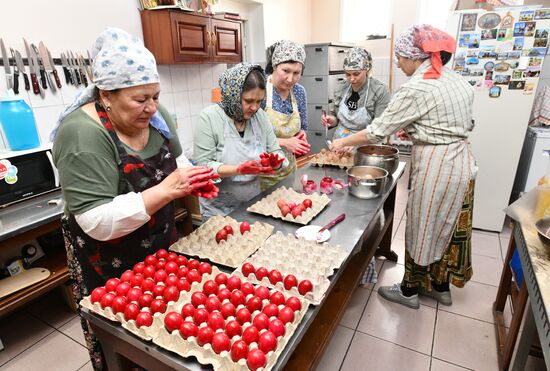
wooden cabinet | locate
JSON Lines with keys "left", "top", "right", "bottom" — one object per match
{"left": 141, "top": 10, "right": 242, "bottom": 64}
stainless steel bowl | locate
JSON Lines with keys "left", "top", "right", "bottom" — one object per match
{"left": 354, "top": 145, "right": 399, "bottom": 175}
{"left": 535, "top": 216, "right": 550, "bottom": 243}
{"left": 346, "top": 166, "right": 388, "bottom": 199}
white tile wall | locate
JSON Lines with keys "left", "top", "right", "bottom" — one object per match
{"left": 0, "top": 63, "right": 228, "bottom": 156}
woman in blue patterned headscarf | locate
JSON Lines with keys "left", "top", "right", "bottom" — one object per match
{"left": 52, "top": 27, "right": 215, "bottom": 370}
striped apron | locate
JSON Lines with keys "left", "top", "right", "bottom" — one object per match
{"left": 406, "top": 140, "right": 476, "bottom": 266}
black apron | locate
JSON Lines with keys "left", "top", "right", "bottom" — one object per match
{"left": 62, "top": 102, "right": 178, "bottom": 291}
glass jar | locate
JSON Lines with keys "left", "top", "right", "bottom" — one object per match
{"left": 320, "top": 177, "right": 333, "bottom": 194}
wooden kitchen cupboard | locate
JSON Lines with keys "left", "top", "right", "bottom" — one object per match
{"left": 140, "top": 10, "right": 242, "bottom": 64}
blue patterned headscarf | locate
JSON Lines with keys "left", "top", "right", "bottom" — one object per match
{"left": 50, "top": 27, "right": 169, "bottom": 140}
{"left": 218, "top": 63, "right": 264, "bottom": 122}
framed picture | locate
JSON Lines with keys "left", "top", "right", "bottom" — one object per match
{"left": 478, "top": 13, "right": 502, "bottom": 29}
{"left": 461, "top": 14, "right": 478, "bottom": 32}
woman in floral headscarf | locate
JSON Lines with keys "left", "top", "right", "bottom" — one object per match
{"left": 322, "top": 46, "right": 390, "bottom": 140}
{"left": 194, "top": 63, "right": 286, "bottom": 218}
{"left": 52, "top": 28, "right": 216, "bottom": 369}
{"left": 331, "top": 25, "right": 477, "bottom": 310}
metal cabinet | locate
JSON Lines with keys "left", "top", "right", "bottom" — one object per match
{"left": 302, "top": 43, "right": 353, "bottom": 153}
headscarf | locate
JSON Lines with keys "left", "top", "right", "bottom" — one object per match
{"left": 218, "top": 63, "right": 264, "bottom": 122}
{"left": 270, "top": 40, "right": 306, "bottom": 67}
{"left": 394, "top": 24, "right": 456, "bottom": 79}
{"left": 50, "top": 27, "right": 169, "bottom": 140}
{"left": 343, "top": 47, "right": 372, "bottom": 71}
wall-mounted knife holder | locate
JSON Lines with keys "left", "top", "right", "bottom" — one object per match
{"left": 0, "top": 58, "right": 90, "bottom": 67}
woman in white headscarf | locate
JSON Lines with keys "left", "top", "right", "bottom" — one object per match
{"left": 52, "top": 28, "right": 217, "bottom": 369}
{"left": 322, "top": 47, "right": 390, "bottom": 139}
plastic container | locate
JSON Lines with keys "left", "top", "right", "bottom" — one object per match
{"left": 0, "top": 93, "right": 40, "bottom": 151}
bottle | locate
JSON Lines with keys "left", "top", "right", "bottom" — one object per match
{"left": 0, "top": 91, "right": 40, "bottom": 151}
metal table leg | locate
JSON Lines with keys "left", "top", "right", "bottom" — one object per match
{"left": 511, "top": 298, "right": 536, "bottom": 370}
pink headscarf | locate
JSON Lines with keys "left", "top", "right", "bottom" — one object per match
{"left": 394, "top": 24, "right": 456, "bottom": 79}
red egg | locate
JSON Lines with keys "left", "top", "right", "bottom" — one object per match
{"left": 230, "top": 339, "right": 249, "bottom": 362}
{"left": 155, "top": 248, "right": 168, "bottom": 259}
{"left": 176, "top": 255, "right": 188, "bottom": 267}
{"left": 155, "top": 259, "right": 166, "bottom": 271}
{"left": 179, "top": 321, "right": 198, "bottom": 339}
{"left": 217, "top": 287, "right": 232, "bottom": 302}
{"left": 167, "top": 252, "right": 178, "bottom": 261}
{"left": 164, "top": 311, "right": 183, "bottom": 332}
{"left": 214, "top": 272, "right": 228, "bottom": 286}
{"left": 196, "top": 326, "right": 214, "bottom": 346}
{"left": 258, "top": 330, "right": 278, "bottom": 353}
{"left": 133, "top": 262, "right": 145, "bottom": 274}
{"left": 255, "top": 285, "right": 270, "bottom": 300}
{"left": 177, "top": 266, "right": 189, "bottom": 278}
{"left": 252, "top": 312, "right": 270, "bottom": 330}
{"left": 241, "top": 262, "right": 255, "bottom": 277}
{"left": 104, "top": 278, "right": 120, "bottom": 293}
{"left": 137, "top": 293, "right": 154, "bottom": 308}
{"left": 226, "top": 276, "right": 242, "bottom": 291}
{"left": 298, "top": 279, "right": 313, "bottom": 295}
{"left": 225, "top": 319, "right": 242, "bottom": 338}
{"left": 123, "top": 303, "right": 140, "bottom": 321}
{"left": 230, "top": 290, "right": 246, "bottom": 307}
{"left": 164, "top": 274, "right": 178, "bottom": 287}
{"left": 187, "top": 259, "right": 200, "bottom": 270}
{"left": 126, "top": 287, "right": 143, "bottom": 302}
{"left": 152, "top": 284, "right": 165, "bottom": 298}
{"left": 204, "top": 296, "right": 222, "bottom": 313}
{"left": 246, "top": 349, "right": 267, "bottom": 370}
{"left": 240, "top": 221, "right": 251, "bottom": 234}
{"left": 191, "top": 291, "right": 207, "bottom": 307}
{"left": 215, "top": 229, "right": 228, "bottom": 243}
{"left": 255, "top": 267, "right": 268, "bottom": 281}
{"left": 154, "top": 270, "right": 168, "bottom": 283}
{"left": 144, "top": 255, "right": 158, "bottom": 267}
{"left": 186, "top": 270, "right": 201, "bottom": 284}
{"left": 90, "top": 287, "right": 106, "bottom": 304}
{"left": 302, "top": 198, "right": 313, "bottom": 209}
{"left": 120, "top": 270, "right": 134, "bottom": 283}
{"left": 269, "top": 291, "right": 285, "bottom": 306}
{"left": 100, "top": 292, "right": 116, "bottom": 309}
{"left": 223, "top": 225, "right": 234, "bottom": 235}
{"left": 135, "top": 311, "right": 153, "bottom": 328}
{"left": 176, "top": 278, "right": 191, "bottom": 292}
{"left": 181, "top": 303, "right": 195, "bottom": 319}
{"left": 246, "top": 296, "right": 263, "bottom": 313}
{"left": 130, "top": 274, "right": 144, "bottom": 288}
{"left": 165, "top": 261, "right": 179, "bottom": 275}
{"left": 211, "top": 332, "right": 231, "bottom": 354}
{"left": 283, "top": 274, "right": 298, "bottom": 290}
{"left": 115, "top": 282, "right": 131, "bottom": 297}
{"left": 163, "top": 285, "right": 180, "bottom": 303}
{"left": 150, "top": 299, "right": 167, "bottom": 314}
{"left": 241, "top": 325, "right": 259, "bottom": 344}
{"left": 207, "top": 312, "right": 225, "bottom": 330}
{"left": 277, "top": 306, "right": 295, "bottom": 324}
{"left": 202, "top": 280, "right": 219, "bottom": 296}
{"left": 220, "top": 302, "right": 236, "bottom": 319}
{"left": 111, "top": 296, "right": 128, "bottom": 314}
{"left": 193, "top": 308, "right": 209, "bottom": 325}
{"left": 235, "top": 307, "right": 252, "bottom": 325}
{"left": 268, "top": 269, "right": 283, "bottom": 285}
{"left": 142, "top": 265, "right": 156, "bottom": 279}
{"left": 269, "top": 318, "right": 286, "bottom": 337}
{"left": 262, "top": 303, "right": 279, "bottom": 318}
{"left": 198, "top": 262, "right": 212, "bottom": 275}
{"left": 241, "top": 282, "right": 255, "bottom": 296}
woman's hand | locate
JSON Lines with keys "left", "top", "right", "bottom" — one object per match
{"left": 162, "top": 166, "right": 216, "bottom": 199}
{"left": 280, "top": 135, "right": 311, "bottom": 156}
{"left": 236, "top": 160, "right": 275, "bottom": 175}
{"left": 396, "top": 129, "right": 410, "bottom": 141}
{"left": 321, "top": 114, "right": 336, "bottom": 127}
{"left": 330, "top": 138, "right": 353, "bottom": 154}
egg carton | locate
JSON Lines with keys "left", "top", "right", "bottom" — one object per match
{"left": 80, "top": 266, "right": 222, "bottom": 341}
{"left": 152, "top": 284, "right": 309, "bottom": 371}
{"left": 169, "top": 216, "right": 274, "bottom": 268}
{"left": 233, "top": 232, "right": 347, "bottom": 305}
{"left": 309, "top": 149, "right": 354, "bottom": 169}
{"left": 246, "top": 187, "right": 330, "bottom": 225}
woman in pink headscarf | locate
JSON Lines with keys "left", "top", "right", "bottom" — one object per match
{"left": 331, "top": 24, "right": 477, "bottom": 310}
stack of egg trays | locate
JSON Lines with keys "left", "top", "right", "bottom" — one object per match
{"left": 233, "top": 231, "right": 347, "bottom": 305}
{"left": 169, "top": 215, "right": 274, "bottom": 268}
{"left": 246, "top": 186, "right": 330, "bottom": 225}
{"left": 152, "top": 278, "right": 309, "bottom": 370}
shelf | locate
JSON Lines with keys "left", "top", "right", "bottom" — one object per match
{"left": 0, "top": 251, "right": 68, "bottom": 317}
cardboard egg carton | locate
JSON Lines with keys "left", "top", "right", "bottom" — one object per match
{"left": 169, "top": 215, "right": 274, "bottom": 268}
{"left": 79, "top": 266, "right": 222, "bottom": 341}
{"left": 310, "top": 149, "right": 354, "bottom": 168}
{"left": 247, "top": 186, "right": 330, "bottom": 225}
{"left": 234, "top": 232, "right": 347, "bottom": 305}
{"left": 152, "top": 284, "right": 309, "bottom": 371}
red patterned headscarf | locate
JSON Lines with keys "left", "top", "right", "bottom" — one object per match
{"left": 394, "top": 24, "right": 456, "bottom": 79}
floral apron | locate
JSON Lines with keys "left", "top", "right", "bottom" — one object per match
{"left": 62, "top": 101, "right": 178, "bottom": 370}
{"left": 260, "top": 78, "right": 301, "bottom": 190}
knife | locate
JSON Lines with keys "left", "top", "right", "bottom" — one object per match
{"left": 316, "top": 213, "right": 346, "bottom": 241}
{"left": 9, "top": 49, "right": 19, "bottom": 94}
{"left": 68, "top": 51, "right": 81, "bottom": 85}
{"left": 0, "top": 38, "right": 13, "bottom": 91}
{"left": 76, "top": 53, "right": 89, "bottom": 87}
{"left": 81, "top": 53, "right": 93, "bottom": 81}
{"left": 60, "top": 53, "right": 72, "bottom": 84}
{"left": 41, "top": 42, "right": 61, "bottom": 89}
{"left": 38, "top": 42, "right": 56, "bottom": 93}
{"left": 32, "top": 44, "right": 48, "bottom": 90}
{"left": 25, "top": 39, "right": 44, "bottom": 98}
{"left": 14, "top": 50, "right": 29, "bottom": 91}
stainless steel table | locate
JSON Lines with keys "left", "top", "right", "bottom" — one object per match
{"left": 82, "top": 162, "right": 406, "bottom": 370}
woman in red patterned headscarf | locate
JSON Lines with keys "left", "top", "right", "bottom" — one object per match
{"left": 331, "top": 24, "right": 477, "bottom": 310}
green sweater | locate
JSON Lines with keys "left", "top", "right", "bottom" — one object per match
{"left": 52, "top": 105, "right": 182, "bottom": 215}
{"left": 193, "top": 105, "right": 282, "bottom": 172}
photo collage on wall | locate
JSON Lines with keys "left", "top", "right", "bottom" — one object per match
{"left": 455, "top": 9, "right": 550, "bottom": 97}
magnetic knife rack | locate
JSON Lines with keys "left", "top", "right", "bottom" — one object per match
{"left": 0, "top": 58, "right": 91, "bottom": 66}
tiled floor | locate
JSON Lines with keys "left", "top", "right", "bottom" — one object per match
{"left": 0, "top": 159, "right": 547, "bottom": 370}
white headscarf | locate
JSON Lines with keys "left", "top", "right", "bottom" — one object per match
{"left": 50, "top": 27, "right": 169, "bottom": 140}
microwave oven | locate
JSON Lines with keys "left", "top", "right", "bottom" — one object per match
{"left": 0, "top": 149, "right": 60, "bottom": 209}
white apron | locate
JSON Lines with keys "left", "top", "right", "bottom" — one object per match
{"left": 200, "top": 115, "right": 264, "bottom": 219}
{"left": 333, "top": 79, "right": 372, "bottom": 140}
{"left": 405, "top": 140, "right": 476, "bottom": 266}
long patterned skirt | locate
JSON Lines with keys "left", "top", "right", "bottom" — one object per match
{"left": 402, "top": 181, "right": 474, "bottom": 289}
